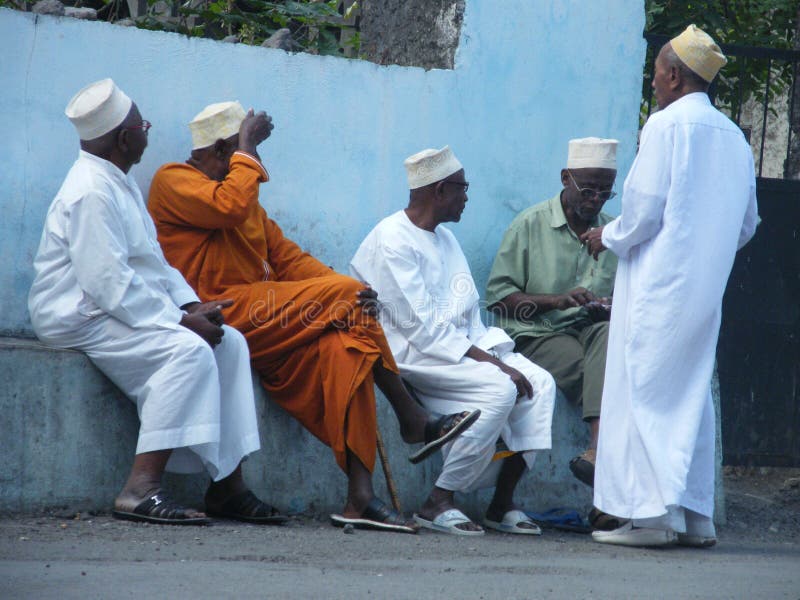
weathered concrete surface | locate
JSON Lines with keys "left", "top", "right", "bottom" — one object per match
{"left": 360, "top": 0, "right": 464, "bottom": 69}
{"left": 0, "top": 516, "right": 797, "bottom": 600}
{"left": 0, "top": 337, "right": 592, "bottom": 517}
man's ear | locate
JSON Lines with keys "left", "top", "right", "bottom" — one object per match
{"left": 213, "top": 138, "right": 228, "bottom": 158}
{"left": 560, "top": 169, "right": 570, "bottom": 187}
{"left": 669, "top": 64, "right": 682, "bottom": 90}
{"left": 117, "top": 128, "right": 130, "bottom": 153}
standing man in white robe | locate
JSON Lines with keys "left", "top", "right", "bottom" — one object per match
{"left": 28, "top": 79, "right": 286, "bottom": 525}
{"left": 351, "top": 146, "right": 555, "bottom": 536}
{"left": 581, "top": 26, "right": 759, "bottom": 547}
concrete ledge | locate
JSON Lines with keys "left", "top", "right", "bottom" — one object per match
{"left": 0, "top": 337, "right": 597, "bottom": 518}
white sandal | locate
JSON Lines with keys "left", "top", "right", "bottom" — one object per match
{"left": 484, "top": 509, "right": 542, "bottom": 535}
{"left": 414, "top": 508, "right": 485, "bottom": 536}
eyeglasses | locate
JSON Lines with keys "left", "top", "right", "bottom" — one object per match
{"left": 441, "top": 180, "right": 469, "bottom": 193}
{"left": 125, "top": 120, "right": 152, "bottom": 134}
{"left": 567, "top": 170, "right": 616, "bottom": 201}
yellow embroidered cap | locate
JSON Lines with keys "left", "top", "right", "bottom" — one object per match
{"left": 189, "top": 101, "right": 247, "bottom": 150}
{"left": 670, "top": 24, "right": 727, "bottom": 83}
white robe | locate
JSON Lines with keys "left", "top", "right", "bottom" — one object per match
{"left": 595, "top": 93, "right": 759, "bottom": 524}
{"left": 28, "top": 151, "right": 259, "bottom": 480}
{"left": 351, "top": 210, "right": 554, "bottom": 492}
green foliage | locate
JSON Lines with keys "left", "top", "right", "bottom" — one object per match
{"left": 132, "top": 0, "right": 357, "bottom": 56}
{"left": 644, "top": 1, "right": 798, "bottom": 121}
{"left": 0, "top": 0, "right": 360, "bottom": 56}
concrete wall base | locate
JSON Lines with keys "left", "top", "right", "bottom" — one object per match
{"left": 0, "top": 337, "right": 724, "bottom": 524}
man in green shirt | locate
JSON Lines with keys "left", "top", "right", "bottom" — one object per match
{"left": 486, "top": 137, "right": 619, "bottom": 489}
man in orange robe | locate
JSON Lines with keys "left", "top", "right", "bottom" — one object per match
{"left": 148, "top": 102, "right": 478, "bottom": 533}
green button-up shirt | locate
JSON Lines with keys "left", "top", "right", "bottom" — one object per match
{"left": 486, "top": 194, "right": 618, "bottom": 339}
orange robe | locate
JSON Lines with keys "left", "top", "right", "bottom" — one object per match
{"left": 148, "top": 151, "right": 397, "bottom": 472}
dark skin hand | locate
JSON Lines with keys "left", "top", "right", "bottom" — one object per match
{"left": 584, "top": 298, "right": 612, "bottom": 322}
{"left": 238, "top": 109, "right": 274, "bottom": 156}
{"left": 355, "top": 285, "right": 380, "bottom": 318}
{"left": 465, "top": 346, "right": 534, "bottom": 398}
{"left": 180, "top": 299, "right": 234, "bottom": 347}
{"left": 580, "top": 225, "right": 607, "bottom": 260}
{"left": 556, "top": 286, "right": 596, "bottom": 309}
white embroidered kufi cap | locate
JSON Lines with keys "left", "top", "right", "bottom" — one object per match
{"left": 670, "top": 24, "right": 727, "bottom": 83}
{"left": 65, "top": 78, "right": 133, "bottom": 141}
{"left": 567, "top": 137, "right": 618, "bottom": 170}
{"left": 404, "top": 145, "right": 463, "bottom": 189}
{"left": 189, "top": 101, "right": 247, "bottom": 150}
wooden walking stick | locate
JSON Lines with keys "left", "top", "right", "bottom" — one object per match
{"left": 376, "top": 428, "right": 402, "bottom": 513}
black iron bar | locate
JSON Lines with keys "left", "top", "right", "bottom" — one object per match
{"left": 786, "top": 59, "right": 797, "bottom": 176}
{"left": 736, "top": 56, "right": 745, "bottom": 125}
{"left": 759, "top": 58, "right": 772, "bottom": 178}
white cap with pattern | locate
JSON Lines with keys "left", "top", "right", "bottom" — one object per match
{"left": 189, "top": 101, "right": 247, "bottom": 150}
{"left": 65, "top": 78, "right": 132, "bottom": 141}
{"left": 404, "top": 146, "right": 463, "bottom": 189}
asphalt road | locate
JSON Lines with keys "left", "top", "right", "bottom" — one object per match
{"left": 1, "top": 515, "right": 798, "bottom": 599}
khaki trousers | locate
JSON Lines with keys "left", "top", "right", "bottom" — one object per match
{"left": 515, "top": 320, "right": 609, "bottom": 421}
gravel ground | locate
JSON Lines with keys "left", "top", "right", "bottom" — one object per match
{"left": 0, "top": 469, "right": 798, "bottom": 599}
{"left": 722, "top": 466, "right": 800, "bottom": 543}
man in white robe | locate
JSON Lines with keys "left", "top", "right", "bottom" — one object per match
{"left": 581, "top": 26, "right": 759, "bottom": 547}
{"left": 351, "top": 146, "right": 555, "bottom": 536}
{"left": 28, "top": 79, "right": 285, "bottom": 525}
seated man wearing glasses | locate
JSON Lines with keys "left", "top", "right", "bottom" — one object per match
{"left": 350, "top": 147, "right": 555, "bottom": 536}
{"left": 29, "top": 80, "right": 282, "bottom": 525}
{"left": 486, "top": 137, "right": 619, "bottom": 502}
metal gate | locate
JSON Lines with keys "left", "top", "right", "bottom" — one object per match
{"left": 644, "top": 34, "right": 800, "bottom": 466}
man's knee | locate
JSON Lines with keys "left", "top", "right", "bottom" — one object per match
{"left": 533, "top": 368, "right": 557, "bottom": 400}
{"left": 216, "top": 324, "right": 248, "bottom": 355}
{"left": 583, "top": 320, "right": 610, "bottom": 349}
{"left": 484, "top": 373, "right": 519, "bottom": 410}
{"left": 317, "top": 274, "right": 365, "bottom": 324}
{"left": 172, "top": 329, "right": 217, "bottom": 371}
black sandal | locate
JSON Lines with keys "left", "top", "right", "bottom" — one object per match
{"left": 330, "top": 497, "right": 418, "bottom": 533}
{"left": 569, "top": 448, "right": 596, "bottom": 488}
{"left": 112, "top": 491, "right": 210, "bottom": 525}
{"left": 205, "top": 490, "right": 288, "bottom": 525}
{"left": 408, "top": 409, "right": 481, "bottom": 464}
{"left": 588, "top": 507, "right": 625, "bottom": 531}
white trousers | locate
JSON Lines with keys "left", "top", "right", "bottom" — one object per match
{"left": 402, "top": 350, "right": 555, "bottom": 492}
{"left": 73, "top": 318, "right": 259, "bottom": 481}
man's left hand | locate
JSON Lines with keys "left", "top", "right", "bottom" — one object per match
{"left": 356, "top": 285, "right": 380, "bottom": 318}
{"left": 183, "top": 299, "right": 234, "bottom": 326}
{"left": 585, "top": 297, "right": 612, "bottom": 322}
{"left": 580, "top": 226, "right": 607, "bottom": 261}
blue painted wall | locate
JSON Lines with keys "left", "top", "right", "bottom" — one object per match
{"left": 0, "top": 3, "right": 645, "bottom": 335}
